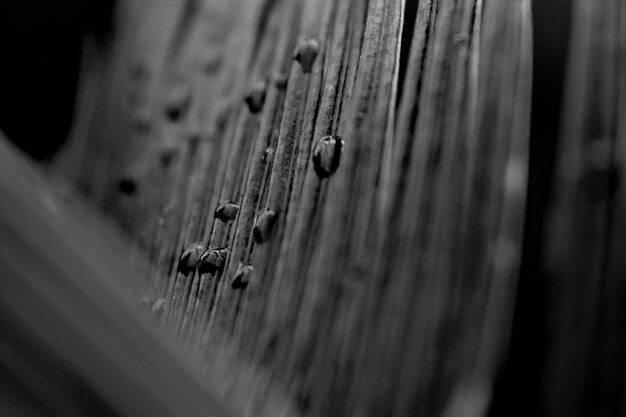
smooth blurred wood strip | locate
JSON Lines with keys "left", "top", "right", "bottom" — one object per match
{"left": 544, "top": 1, "right": 626, "bottom": 416}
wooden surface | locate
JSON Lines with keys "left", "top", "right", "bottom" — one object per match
{"left": 50, "top": 1, "right": 533, "bottom": 416}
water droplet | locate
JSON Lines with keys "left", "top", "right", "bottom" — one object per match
{"left": 253, "top": 210, "right": 278, "bottom": 244}
{"left": 231, "top": 263, "right": 254, "bottom": 290}
{"left": 197, "top": 247, "right": 229, "bottom": 275}
{"left": 245, "top": 79, "right": 268, "bottom": 113}
{"left": 312, "top": 135, "right": 344, "bottom": 179}
{"left": 178, "top": 243, "right": 204, "bottom": 275}
{"left": 293, "top": 38, "right": 320, "bottom": 73}
{"left": 274, "top": 73, "right": 288, "bottom": 89}
{"left": 214, "top": 201, "right": 240, "bottom": 222}
{"left": 165, "top": 85, "right": 191, "bottom": 121}
{"left": 262, "top": 147, "right": 274, "bottom": 163}
{"left": 118, "top": 178, "right": 138, "bottom": 195}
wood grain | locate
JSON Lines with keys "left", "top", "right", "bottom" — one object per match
{"left": 49, "top": 1, "right": 532, "bottom": 416}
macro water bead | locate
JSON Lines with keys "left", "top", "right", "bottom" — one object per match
{"left": 253, "top": 210, "right": 278, "bottom": 244}
{"left": 197, "top": 247, "right": 229, "bottom": 275}
{"left": 293, "top": 38, "right": 320, "bottom": 73}
{"left": 214, "top": 201, "right": 240, "bottom": 222}
{"left": 178, "top": 243, "right": 204, "bottom": 275}
{"left": 245, "top": 79, "right": 268, "bottom": 113}
{"left": 312, "top": 135, "right": 344, "bottom": 179}
{"left": 231, "top": 263, "right": 254, "bottom": 290}
{"left": 165, "top": 84, "right": 191, "bottom": 121}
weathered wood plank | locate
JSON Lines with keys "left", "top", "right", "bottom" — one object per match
{"left": 50, "top": 1, "right": 532, "bottom": 416}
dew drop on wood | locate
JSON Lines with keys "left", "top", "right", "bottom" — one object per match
{"left": 178, "top": 243, "right": 204, "bottom": 276}
{"left": 312, "top": 135, "right": 344, "bottom": 179}
{"left": 197, "top": 247, "right": 229, "bottom": 275}
{"left": 293, "top": 38, "right": 320, "bottom": 74}
{"left": 253, "top": 210, "right": 278, "bottom": 244}
{"left": 214, "top": 201, "right": 240, "bottom": 222}
{"left": 244, "top": 79, "right": 268, "bottom": 113}
{"left": 231, "top": 263, "right": 253, "bottom": 290}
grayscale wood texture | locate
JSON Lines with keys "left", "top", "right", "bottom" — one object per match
{"left": 50, "top": 1, "right": 532, "bottom": 416}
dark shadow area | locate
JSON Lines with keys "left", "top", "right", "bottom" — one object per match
{"left": 395, "top": 0, "right": 419, "bottom": 108}
{"left": 489, "top": 1, "right": 573, "bottom": 416}
{"left": 0, "top": 1, "right": 115, "bottom": 160}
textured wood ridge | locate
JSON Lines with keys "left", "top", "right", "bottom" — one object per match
{"left": 52, "top": 1, "right": 532, "bottom": 416}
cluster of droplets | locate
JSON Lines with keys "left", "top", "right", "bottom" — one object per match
{"left": 175, "top": 199, "right": 260, "bottom": 292}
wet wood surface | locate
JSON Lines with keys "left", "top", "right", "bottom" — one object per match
{"left": 50, "top": 1, "right": 533, "bottom": 416}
